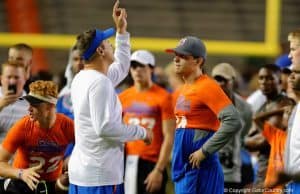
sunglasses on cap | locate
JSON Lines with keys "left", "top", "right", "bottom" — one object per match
{"left": 130, "top": 61, "right": 148, "bottom": 69}
{"left": 214, "top": 75, "right": 229, "bottom": 83}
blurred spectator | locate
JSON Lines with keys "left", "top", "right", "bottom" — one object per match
{"left": 0, "top": 61, "right": 28, "bottom": 193}
{"left": 247, "top": 55, "right": 292, "bottom": 114}
{"left": 212, "top": 63, "right": 253, "bottom": 193}
{"left": 8, "top": 43, "right": 33, "bottom": 93}
{"left": 254, "top": 102, "right": 295, "bottom": 193}
{"left": 57, "top": 46, "right": 84, "bottom": 119}
{"left": 0, "top": 61, "right": 28, "bottom": 143}
{"left": 245, "top": 64, "right": 294, "bottom": 192}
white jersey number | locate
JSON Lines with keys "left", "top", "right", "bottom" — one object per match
{"left": 128, "top": 117, "right": 156, "bottom": 131}
{"left": 176, "top": 116, "right": 187, "bottom": 128}
{"left": 29, "top": 155, "right": 63, "bottom": 173}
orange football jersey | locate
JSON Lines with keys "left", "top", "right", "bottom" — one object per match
{"left": 2, "top": 114, "right": 74, "bottom": 181}
{"left": 174, "top": 75, "right": 232, "bottom": 131}
{"left": 119, "top": 84, "right": 174, "bottom": 162}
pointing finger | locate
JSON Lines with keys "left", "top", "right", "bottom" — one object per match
{"left": 113, "top": 0, "right": 120, "bottom": 13}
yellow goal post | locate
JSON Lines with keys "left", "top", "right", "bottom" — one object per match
{"left": 0, "top": 0, "right": 281, "bottom": 57}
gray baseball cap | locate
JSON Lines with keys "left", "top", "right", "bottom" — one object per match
{"left": 166, "top": 36, "right": 207, "bottom": 59}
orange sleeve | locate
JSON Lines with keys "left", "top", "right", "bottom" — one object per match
{"left": 2, "top": 117, "right": 27, "bottom": 153}
{"left": 200, "top": 79, "right": 232, "bottom": 115}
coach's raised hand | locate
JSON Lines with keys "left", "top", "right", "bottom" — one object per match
{"left": 112, "top": 0, "right": 127, "bottom": 34}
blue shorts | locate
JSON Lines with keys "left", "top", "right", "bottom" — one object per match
{"left": 172, "top": 128, "right": 224, "bottom": 194}
{"left": 174, "top": 164, "right": 224, "bottom": 194}
{"left": 69, "top": 183, "right": 124, "bottom": 194}
{"left": 286, "top": 181, "right": 300, "bottom": 194}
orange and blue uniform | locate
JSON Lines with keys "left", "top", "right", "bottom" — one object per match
{"left": 2, "top": 114, "right": 74, "bottom": 182}
{"left": 173, "top": 75, "right": 233, "bottom": 194}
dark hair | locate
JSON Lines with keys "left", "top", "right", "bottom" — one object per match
{"left": 74, "top": 29, "right": 96, "bottom": 62}
{"left": 282, "top": 68, "right": 292, "bottom": 74}
{"left": 10, "top": 43, "right": 33, "bottom": 54}
{"left": 261, "top": 63, "right": 281, "bottom": 75}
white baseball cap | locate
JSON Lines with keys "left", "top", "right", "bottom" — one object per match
{"left": 130, "top": 50, "right": 155, "bottom": 67}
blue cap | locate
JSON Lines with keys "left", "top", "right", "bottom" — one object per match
{"left": 275, "top": 54, "right": 291, "bottom": 69}
{"left": 82, "top": 28, "right": 115, "bottom": 60}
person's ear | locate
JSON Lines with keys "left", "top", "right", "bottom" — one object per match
{"left": 96, "top": 46, "right": 104, "bottom": 57}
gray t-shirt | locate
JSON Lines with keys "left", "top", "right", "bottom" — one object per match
{"left": 0, "top": 88, "right": 28, "bottom": 143}
{"left": 219, "top": 93, "right": 252, "bottom": 183}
